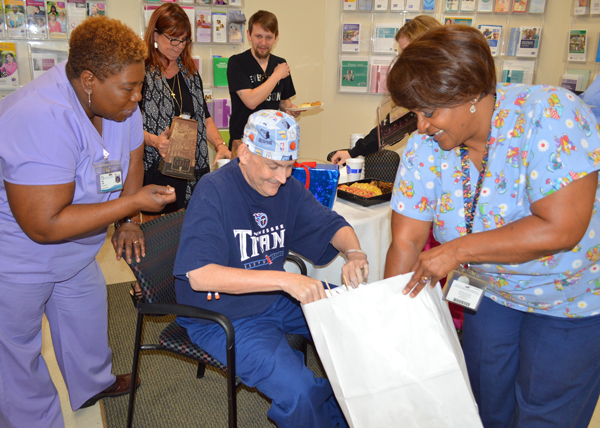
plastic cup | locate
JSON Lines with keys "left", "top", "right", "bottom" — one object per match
{"left": 217, "top": 159, "right": 230, "bottom": 168}
{"left": 346, "top": 158, "right": 364, "bottom": 182}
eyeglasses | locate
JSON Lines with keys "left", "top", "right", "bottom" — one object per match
{"left": 260, "top": 74, "right": 268, "bottom": 83}
{"left": 160, "top": 33, "right": 192, "bottom": 47}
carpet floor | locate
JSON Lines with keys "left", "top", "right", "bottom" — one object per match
{"left": 104, "top": 281, "right": 326, "bottom": 428}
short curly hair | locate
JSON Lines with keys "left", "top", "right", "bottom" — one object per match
{"left": 387, "top": 25, "right": 496, "bottom": 111}
{"left": 67, "top": 17, "right": 147, "bottom": 81}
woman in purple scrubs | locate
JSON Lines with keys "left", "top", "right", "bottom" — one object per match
{"left": 0, "top": 17, "right": 175, "bottom": 428}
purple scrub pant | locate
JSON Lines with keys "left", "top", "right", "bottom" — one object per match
{"left": 0, "top": 261, "right": 115, "bottom": 428}
{"left": 179, "top": 295, "right": 348, "bottom": 428}
{"left": 462, "top": 297, "right": 600, "bottom": 428}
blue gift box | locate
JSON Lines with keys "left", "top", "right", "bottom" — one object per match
{"left": 292, "top": 163, "right": 340, "bottom": 209}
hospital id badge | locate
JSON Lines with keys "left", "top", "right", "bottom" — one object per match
{"left": 442, "top": 265, "right": 489, "bottom": 312}
{"left": 94, "top": 160, "right": 123, "bottom": 194}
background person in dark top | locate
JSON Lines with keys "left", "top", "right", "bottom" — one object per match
{"left": 226, "top": 10, "right": 300, "bottom": 150}
{"left": 330, "top": 15, "right": 441, "bottom": 166}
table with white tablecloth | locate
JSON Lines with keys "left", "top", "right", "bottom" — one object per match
{"left": 288, "top": 197, "right": 392, "bottom": 285}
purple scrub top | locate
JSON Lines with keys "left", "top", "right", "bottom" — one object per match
{"left": 0, "top": 61, "right": 143, "bottom": 283}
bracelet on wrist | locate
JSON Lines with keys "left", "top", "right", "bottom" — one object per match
{"left": 344, "top": 249, "right": 367, "bottom": 258}
{"left": 114, "top": 215, "right": 141, "bottom": 229}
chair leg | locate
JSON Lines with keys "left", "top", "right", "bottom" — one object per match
{"left": 226, "top": 345, "right": 237, "bottom": 428}
{"left": 127, "top": 313, "right": 145, "bottom": 428}
{"left": 196, "top": 362, "right": 206, "bottom": 379}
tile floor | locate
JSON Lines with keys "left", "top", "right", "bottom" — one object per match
{"left": 42, "top": 228, "right": 600, "bottom": 428}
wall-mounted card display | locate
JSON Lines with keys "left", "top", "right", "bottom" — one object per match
{"left": 574, "top": 0, "right": 589, "bottom": 15}
{"left": 528, "top": 0, "right": 546, "bottom": 12}
{"left": 0, "top": 42, "right": 19, "bottom": 88}
{"left": 567, "top": 67, "right": 591, "bottom": 89}
{"left": 516, "top": 26, "right": 540, "bottom": 57}
{"left": 444, "top": 16, "right": 474, "bottom": 26}
{"left": 369, "top": 55, "right": 395, "bottom": 93}
{"left": 180, "top": 5, "right": 195, "bottom": 35}
{"left": 373, "top": 23, "right": 400, "bottom": 53}
{"left": 561, "top": 73, "right": 583, "bottom": 92}
{"left": 46, "top": 1, "right": 67, "bottom": 39}
{"left": 27, "top": 42, "right": 67, "bottom": 80}
{"left": 479, "top": 24, "right": 502, "bottom": 56}
{"left": 227, "top": 9, "right": 245, "bottom": 43}
{"left": 405, "top": 0, "right": 421, "bottom": 10}
{"left": 143, "top": 4, "right": 158, "bottom": 29}
{"left": 342, "top": 23, "right": 361, "bottom": 52}
{"left": 568, "top": 29, "right": 587, "bottom": 62}
{"left": 390, "top": 0, "right": 404, "bottom": 11}
{"left": 358, "top": 0, "right": 374, "bottom": 11}
{"left": 494, "top": 0, "right": 510, "bottom": 12}
{"left": 340, "top": 55, "right": 369, "bottom": 93}
{"left": 461, "top": 0, "right": 477, "bottom": 11}
{"left": 501, "top": 59, "right": 535, "bottom": 84}
{"left": 0, "top": 6, "right": 6, "bottom": 39}
{"left": 477, "top": 0, "right": 493, "bottom": 11}
{"left": 512, "top": 0, "right": 528, "bottom": 12}
{"left": 444, "top": 0, "right": 459, "bottom": 12}
{"left": 212, "top": 10, "right": 227, "bottom": 43}
{"left": 30, "top": 51, "right": 57, "bottom": 79}
{"left": 344, "top": 0, "right": 357, "bottom": 11}
{"left": 86, "top": 1, "right": 104, "bottom": 18}
{"left": 374, "top": 0, "right": 388, "bottom": 10}
{"left": 5, "top": 0, "right": 26, "bottom": 39}
{"left": 26, "top": 0, "right": 48, "bottom": 39}
{"left": 213, "top": 56, "right": 228, "bottom": 86}
{"left": 507, "top": 27, "right": 519, "bottom": 56}
{"left": 196, "top": 8, "right": 211, "bottom": 42}
{"left": 67, "top": 0, "right": 86, "bottom": 34}
{"left": 422, "top": 0, "right": 435, "bottom": 10}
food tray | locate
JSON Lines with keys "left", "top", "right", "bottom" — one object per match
{"left": 337, "top": 178, "right": 393, "bottom": 207}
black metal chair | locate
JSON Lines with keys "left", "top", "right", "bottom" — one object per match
{"left": 364, "top": 150, "right": 401, "bottom": 183}
{"left": 126, "top": 210, "right": 308, "bottom": 428}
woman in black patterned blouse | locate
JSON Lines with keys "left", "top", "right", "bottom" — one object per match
{"left": 140, "top": 3, "right": 230, "bottom": 217}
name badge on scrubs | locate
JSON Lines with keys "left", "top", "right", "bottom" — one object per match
{"left": 93, "top": 159, "right": 123, "bottom": 194}
{"left": 443, "top": 265, "right": 489, "bottom": 312}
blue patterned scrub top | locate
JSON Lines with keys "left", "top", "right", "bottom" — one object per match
{"left": 391, "top": 83, "right": 600, "bottom": 318}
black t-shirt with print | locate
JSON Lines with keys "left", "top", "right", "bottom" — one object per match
{"left": 227, "top": 49, "right": 296, "bottom": 144}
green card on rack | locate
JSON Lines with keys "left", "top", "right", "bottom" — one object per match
{"left": 213, "top": 56, "right": 229, "bottom": 87}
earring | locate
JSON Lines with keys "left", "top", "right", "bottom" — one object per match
{"left": 154, "top": 41, "right": 158, "bottom": 49}
{"left": 470, "top": 99, "right": 478, "bottom": 114}
{"left": 88, "top": 91, "right": 91, "bottom": 109}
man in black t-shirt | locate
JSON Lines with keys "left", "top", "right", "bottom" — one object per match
{"left": 227, "top": 10, "right": 299, "bottom": 149}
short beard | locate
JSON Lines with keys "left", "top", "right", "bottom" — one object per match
{"left": 253, "top": 48, "right": 270, "bottom": 60}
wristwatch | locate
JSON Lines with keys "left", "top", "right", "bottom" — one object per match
{"left": 114, "top": 215, "right": 142, "bottom": 229}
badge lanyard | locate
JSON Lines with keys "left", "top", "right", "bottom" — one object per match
{"left": 442, "top": 129, "right": 493, "bottom": 312}
{"left": 460, "top": 128, "right": 492, "bottom": 236}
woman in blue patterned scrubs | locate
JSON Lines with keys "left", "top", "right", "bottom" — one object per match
{"left": 384, "top": 25, "right": 600, "bottom": 427}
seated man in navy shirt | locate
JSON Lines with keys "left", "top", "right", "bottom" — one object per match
{"left": 174, "top": 110, "right": 369, "bottom": 428}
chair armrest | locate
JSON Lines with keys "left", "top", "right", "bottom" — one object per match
{"left": 137, "top": 302, "right": 235, "bottom": 349}
{"left": 285, "top": 254, "right": 307, "bottom": 276}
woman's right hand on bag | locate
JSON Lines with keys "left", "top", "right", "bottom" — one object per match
{"left": 135, "top": 184, "right": 176, "bottom": 213}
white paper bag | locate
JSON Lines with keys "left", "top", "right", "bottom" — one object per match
{"left": 302, "top": 273, "right": 483, "bottom": 428}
